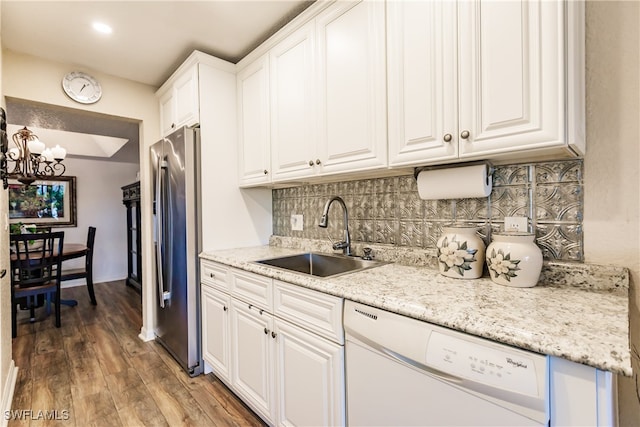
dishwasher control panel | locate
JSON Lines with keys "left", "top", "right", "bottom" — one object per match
{"left": 425, "top": 331, "right": 542, "bottom": 397}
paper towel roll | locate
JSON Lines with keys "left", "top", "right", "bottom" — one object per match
{"left": 416, "top": 163, "right": 492, "bottom": 200}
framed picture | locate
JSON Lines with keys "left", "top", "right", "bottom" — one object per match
{"left": 8, "top": 176, "right": 77, "bottom": 227}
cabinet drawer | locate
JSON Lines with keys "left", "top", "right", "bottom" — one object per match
{"left": 200, "top": 260, "right": 230, "bottom": 291}
{"left": 231, "top": 269, "right": 273, "bottom": 311}
{"left": 274, "top": 280, "right": 344, "bottom": 344}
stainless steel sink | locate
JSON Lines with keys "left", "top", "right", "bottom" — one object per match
{"left": 255, "top": 252, "right": 386, "bottom": 278}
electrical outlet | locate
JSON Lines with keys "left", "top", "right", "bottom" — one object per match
{"left": 504, "top": 216, "right": 528, "bottom": 232}
{"left": 290, "top": 214, "right": 304, "bottom": 231}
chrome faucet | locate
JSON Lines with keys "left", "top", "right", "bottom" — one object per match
{"left": 318, "top": 196, "right": 352, "bottom": 256}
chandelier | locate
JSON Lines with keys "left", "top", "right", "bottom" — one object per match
{"left": 5, "top": 127, "right": 67, "bottom": 185}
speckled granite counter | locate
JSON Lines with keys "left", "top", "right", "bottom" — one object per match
{"left": 200, "top": 244, "right": 631, "bottom": 376}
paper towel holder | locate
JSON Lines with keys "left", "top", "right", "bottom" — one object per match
{"left": 413, "top": 160, "right": 495, "bottom": 186}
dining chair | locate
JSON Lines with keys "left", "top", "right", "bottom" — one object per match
{"left": 60, "top": 226, "right": 97, "bottom": 305}
{"left": 10, "top": 231, "right": 65, "bottom": 338}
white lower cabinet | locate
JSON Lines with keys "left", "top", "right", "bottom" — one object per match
{"left": 275, "top": 320, "right": 344, "bottom": 427}
{"left": 231, "top": 299, "right": 276, "bottom": 422}
{"left": 201, "top": 284, "right": 231, "bottom": 383}
{"left": 201, "top": 260, "right": 345, "bottom": 426}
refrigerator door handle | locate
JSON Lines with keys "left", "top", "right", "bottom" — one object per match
{"left": 155, "top": 156, "right": 171, "bottom": 308}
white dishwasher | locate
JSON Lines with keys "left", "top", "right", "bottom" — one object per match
{"left": 344, "top": 301, "right": 549, "bottom": 426}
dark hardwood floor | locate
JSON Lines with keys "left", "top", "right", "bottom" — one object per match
{"left": 10, "top": 281, "right": 265, "bottom": 427}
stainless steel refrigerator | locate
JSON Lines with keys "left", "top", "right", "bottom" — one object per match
{"left": 151, "top": 126, "right": 203, "bottom": 377}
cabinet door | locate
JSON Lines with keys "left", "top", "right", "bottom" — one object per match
{"left": 238, "top": 54, "right": 271, "bottom": 186}
{"left": 270, "top": 21, "right": 318, "bottom": 181}
{"left": 387, "top": 0, "right": 458, "bottom": 166}
{"left": 316, "top": 0, "right": 387, "bottom": 175}
{"left": 174, "top": 66, "right": 199, "bottom": 129}
{"left": 159, "top": 89, "right": 175, "bottom": 137}
{"left": 275, "top": 320, "right": 345, "bottom": 427}
{"left": 458, "top": 0, "right": 565, "bottom": 157}
{"left": 230, "top": 299, "right": 275, "bottom": 423}
{"left": 201, "top": 285, "right": 231, "bottom": 383}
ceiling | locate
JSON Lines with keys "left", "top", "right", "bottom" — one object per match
{"left": 1, "top": 0, "right": 314, "bottom": 163}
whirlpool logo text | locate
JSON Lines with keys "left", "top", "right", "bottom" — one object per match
{"left": 506, "top": 357, "right": 528, "bottom": 369}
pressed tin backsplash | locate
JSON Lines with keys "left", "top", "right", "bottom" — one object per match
{"left": 272, "top": 160, "right": 583, "bottom": 261}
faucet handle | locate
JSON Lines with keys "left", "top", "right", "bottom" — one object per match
{"left": 332, "top": 241, "right": 348, "bottom": 251}
{"left": 362, "top": 247, "right": 374, "bottom": 260}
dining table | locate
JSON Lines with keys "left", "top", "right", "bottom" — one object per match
{"left": 10, "top": 242, "right": 89, "bottom": 307}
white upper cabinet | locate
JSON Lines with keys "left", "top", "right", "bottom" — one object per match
{"left": 316, "top": 0, "right": 387, "bottom": 175}
{"left": 268, "top": 0, "right": 387, "bottom": 183}
{"left": 158, "top": 65, "right": 199, "bottom": 136}
{"left": 387, "top": 0, "right": 458, "bottom": 165}
{"left": 388, "top": 0, "right": 585, "bottom": 167}
{"left": 174, "top": 67, "right": 199, "bottom": 129}
{"left": 458, "top": 0, "right": 580, "bottom": 158}
{"left": 158, "top": 90, "right": 175, "bottom": 137}
{"left": 270, "top": 21, "right": 318, "bottom": 181}
{"left": 237, "top": 54, "right": 271, "bottom": 186}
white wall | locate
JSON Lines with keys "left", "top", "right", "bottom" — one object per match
{"left": 55, "top": 157, "right": 139, "bottom": 286}
{"left": 583, "top": 2, "right": 640, "bottom": 424}
{"left": 198, "top": 63, "right": 272, "bottom": 252}
{"left": 1, "top": 49, "right": 160, "bottom": 342}
{"left": 0, "top": 7, "right": 18, "bottom": 420}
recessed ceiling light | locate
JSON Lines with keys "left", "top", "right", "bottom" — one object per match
{"left": 92, "top": 22, "right": 113, "bottom": 34}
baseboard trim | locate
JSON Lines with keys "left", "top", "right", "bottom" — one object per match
{"left": 138, "top": 326, "right": 155, "bottom": 342}
{"left": 1, "top": 361, "right": 18, "bottom": 427}
{"left": 61, "top": 276, "right": 127, "bottom": 289}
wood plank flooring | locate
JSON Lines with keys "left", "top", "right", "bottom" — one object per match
{"left": 10, "top": 281, "right": 265, "bottom": 427}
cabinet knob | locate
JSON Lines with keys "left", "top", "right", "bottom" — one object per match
{"left": 248, "top": 304, "right": 253, "bottom": 310}
{"left": 223, "top": 306, "right": 227, "bottom": 312}
{"left": 316, "top": 159, "right": 321, "bottom": 165}
{"left": 264, "top": 328, "right": 269, "bottom": 335}
{"left": 171, "top": 123, "right": 176, "bottom": 129}
{"left": 259, "top": 309, "right": 264, "bottom": 315}
{"left": 271, "top": 331, "right": 277, "bottom": 339}
{"left": 443, "top": 133, "right": 452, "bottom": 143}
{"left": 263, "top": 170, "right": 268, "bottom": 175}
{"left": 460, "top": 130, "right": 470, "bottom": 139}
{"left": 309, "top": 160, "right": 314, "bottom": 166}
{"left": 209, "top": 272, "right": 215, "bottom": 278}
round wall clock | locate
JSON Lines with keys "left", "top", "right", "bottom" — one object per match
{"left": 62, "top": 71, "right": 102, "bottom": 104}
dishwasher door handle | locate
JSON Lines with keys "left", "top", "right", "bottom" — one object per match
{"left": 348, "top": 331, "right": 462, "bottom": 384}
{"left": 380, "top": 346, "right": 463, "bottom": 384}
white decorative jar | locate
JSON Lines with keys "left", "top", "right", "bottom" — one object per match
{"left": 486, "top": 232, "right": 543, "bottom": 288}
{"left": 436, "top": 224, "right": 485, "bottom": 279}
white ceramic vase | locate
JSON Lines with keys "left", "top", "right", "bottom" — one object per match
{"left": 436, "top": 224, "right": 485, "bottom": 279}
{"left": 486, "top": 232, "right": 543, "bottom": 288}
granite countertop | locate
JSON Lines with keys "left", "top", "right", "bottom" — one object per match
{"left": 200, "top": 243, "right": 631, "bottom": 376}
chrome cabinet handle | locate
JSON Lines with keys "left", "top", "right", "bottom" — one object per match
{"left": 316, "top": 159, "right": 321, "bottom": 165}
{"left": 460, "top": 130, "right": 470, "bottom": 139}
{"left": 309, "top": 160, "right": 314, "bottom": 166}
{"left": 443, "top": 134, "right": 452, "bottom": 143}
